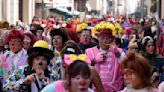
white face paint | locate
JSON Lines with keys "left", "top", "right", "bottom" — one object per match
{"left": 71, "top": 74, "right": 91, "bottom": 92}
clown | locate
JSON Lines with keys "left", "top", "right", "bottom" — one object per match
{"left": 85, "top": 29, "right": 125, "bottom": 92}
{"left": 50, "top": 40, "right": 104, "bottom": 92}
{"left": 120, "top": 51, "right": 158, "bottom": 92}
{"left": 48, "top": 28, "right": 69, "bottom": 80}
{"left": 42, "top": 59, "right": 94, "bottom": 92}
{"left": 3, "top": 40, "right": 54, "bottom": 92}
{"left": 0, "top": 30, "right": 27, "bottom": 86}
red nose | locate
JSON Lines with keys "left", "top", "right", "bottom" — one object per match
{"left": 80, "top": 80, "right": 85, "bottom": 85}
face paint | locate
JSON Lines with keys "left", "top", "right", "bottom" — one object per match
{"left": 33, "top": 56, "right": 48, "bottom": 70}
{"left": 9, "top": 39, "right": 22, "bottom": 53}
{"left": 71, "top": 74, "right": 91, "bottom": 92}
{"left": 80, "top": 80, "right": 85, "bottom": 86}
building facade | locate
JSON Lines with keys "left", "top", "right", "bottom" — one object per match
{"left": 88, "top": 0, "right": 108, "bottom": 15}
{"left": 160, "top": 0, "right": 164, "bottom": 19}
{"left": 53, "top": 0, "right": 74, "bottom": 11}
{"left": 35, "top": 0, "right": 53, "bottom": 19}
{"left": 0, "top": 0, "right": 35, "bottom": 24}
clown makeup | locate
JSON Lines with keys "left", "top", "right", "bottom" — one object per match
{"left": 52, "top": 35, "right": 63, "bottom": 49}
{"left": 23, "top": 35, "right": 31, "bottom": 50}
{"left": 80, "top": 31, "right": 91, "bottom": 45}
{"left": 98, "top": 36, "right": 113, "bottom": 50}
{"left": 9, "top": 39, "right": 22, "bottom": 53}
{"left": 32, "top": 56, "right": 48, "bottom": 71}
{"left": 71, "top": 74, "right": 91, "bottom": 92}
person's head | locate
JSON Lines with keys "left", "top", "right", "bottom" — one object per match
{"left": 127, "top": 39, "right": 139, "bottom": 52}
{"left": 124, "top": 27, "right": 132, "bottom": 39}
{"left": 80, "top": 28, "right": 92, "bottom": 45}
{"left": 97, "top": 29, "right": 114, "bottom": 50}
{"left": 50, "top": 28, "right": 69, "bottom": 50}
{"left": 121, "top": 51, "right": 152, "bottom": 89}
{"left": 23, "top": 32, "right": 36, "bottom": 50}
{"left": 7, "top": 30, "right": 24, "bottom": 53}
{"left": 65, "top": 60, "right": 91, "bottom": 92}
{"left": 35, "top": 25, "right": 44, "bottom": 37}
{"left": 0, "top": 30, "right": 9, "bottom": 50}
{"left": 66, "top": 30, "right": 80, "bottom": 43}
{"left": 61, "top": 40, "right": 82, "bottom": 68}
{"left": 27, "top": 40, "right": 54, "bottom": 71}
{"left": 30, "top": 24, "right": 38, "bottom": 34}
{"left": 141, "top": 36, "right": 155, "bottom": 55}
{"left": 27, "top": 52, "right": 49, "bottom": 71}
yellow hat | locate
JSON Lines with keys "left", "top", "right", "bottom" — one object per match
{"left": 33, "top": 40, "right": 49, "bottom": 49}
{"left": 27, "top": 40, "right": 54, "bottom": 60}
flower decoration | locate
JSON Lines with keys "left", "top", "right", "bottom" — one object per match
{"left": 92, "top": 21, "right": 115, "bottom": 35}
{"left": 76, "top": 23, "right": 88, "bottom": 33}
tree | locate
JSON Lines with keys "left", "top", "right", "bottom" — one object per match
{"left": 150, "top": 0, "right": 157, "bottom": 13}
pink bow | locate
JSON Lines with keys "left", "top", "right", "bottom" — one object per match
{"left": 64, "top": 54, "right": 91, "bottom": 65}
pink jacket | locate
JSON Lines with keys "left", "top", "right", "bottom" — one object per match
{"left": 85, "top": 46, "right": 123, "bottom": 92}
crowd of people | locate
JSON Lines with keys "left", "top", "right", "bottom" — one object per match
{"left": 0, "top": 15, "right": 164, "bottom": 92}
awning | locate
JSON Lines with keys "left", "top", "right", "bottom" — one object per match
{"left": 49, "top": 7, "right": 73, "bottom": 17}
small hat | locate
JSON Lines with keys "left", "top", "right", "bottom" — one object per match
{"left": 27, "top": 40, "right": 54, "bottom": 60}
{"left": 124, "top": 27, "right": 132, "bottom": 34}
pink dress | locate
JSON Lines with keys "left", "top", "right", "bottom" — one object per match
{"left": 85, "top": 46, "right": 123, "bottom": 92}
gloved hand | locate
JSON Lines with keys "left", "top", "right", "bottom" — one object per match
{"left": 95, "top": 52, "right": 106, "bottom": 63}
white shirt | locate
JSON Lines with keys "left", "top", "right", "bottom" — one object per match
{"left": 10, "top": 48, "right": 27, "bottom": 69}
